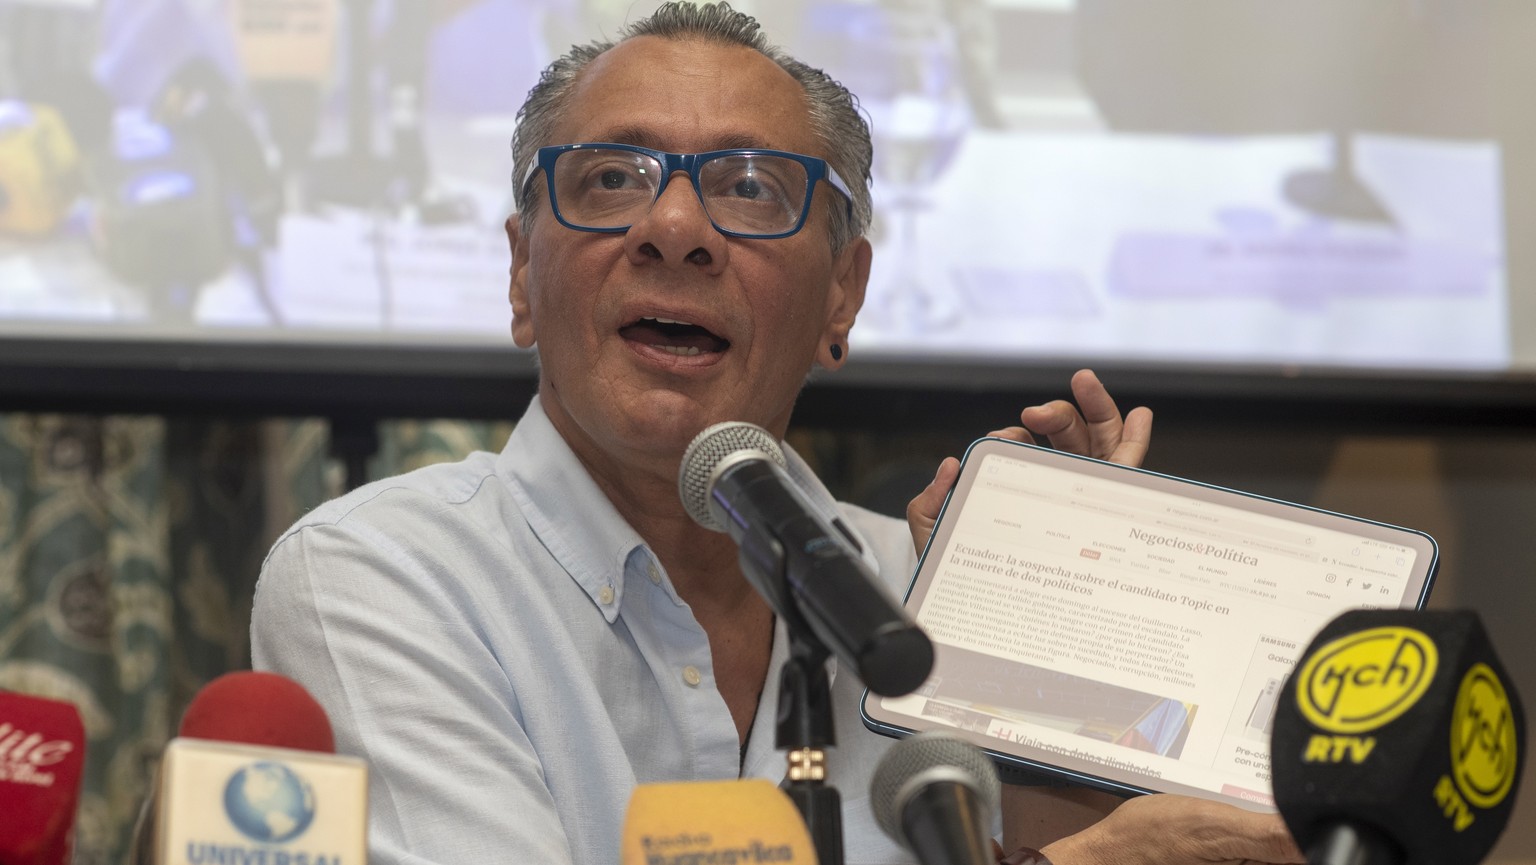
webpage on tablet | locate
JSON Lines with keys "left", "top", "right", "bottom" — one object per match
{"left": 871, "top": 443, "right": 1435, "bottom": 809}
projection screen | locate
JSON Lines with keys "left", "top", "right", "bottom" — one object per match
{"left": 1, "top": 0, "right": 1531, "bottom": 416}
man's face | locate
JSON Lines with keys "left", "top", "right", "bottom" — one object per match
{"left": 507, "top": 36, "right": 870, "bottom": 473}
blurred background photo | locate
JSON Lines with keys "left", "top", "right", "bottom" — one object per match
{"left": 0, "top": 0, "right": 1517, "bottom": 374}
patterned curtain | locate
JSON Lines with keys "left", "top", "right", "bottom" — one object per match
{"left": 0, "top": 414, "right": 513, "bottom": 864}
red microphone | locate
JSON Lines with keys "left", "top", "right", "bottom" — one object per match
{"left": 177, "top": 671, "right": 335, "bottom": 752}
{"left": 132, "top": 671, "right": 366, "bottom": 865}
{"left": 0, "top": 689, "right": 86, "bottom": 865}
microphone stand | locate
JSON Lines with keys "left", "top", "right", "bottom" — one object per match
{"left": 1306, "top": 822, "right": 1402, "bottom": 865}
{"left": 734, "top": 531, "right": 845, "bottom": 865}
{"left": 777, "top": 630, "right": 843, "bottom": 865}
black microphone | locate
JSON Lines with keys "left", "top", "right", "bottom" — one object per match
{"left": 1271, "top": 609, "right": 1525, "bottom": 865}
{"left": 870, "top": 731, "right": 1001, "bottom": 865}
{"left": 679, "top": 422, "right": 933, "bottom": 696}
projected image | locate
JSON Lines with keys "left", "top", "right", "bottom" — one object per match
{"left": 0, "top": 0, "right": 528, "bottom": 336}
{"left": 0, "top": 0, "right": 1510, "bottom": 372}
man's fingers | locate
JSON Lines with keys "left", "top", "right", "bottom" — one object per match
{"left": 927, "top": 371, "right": 1152, "bottom": 558}
{"left": 1019, "top": 400, "right": 1092, "bottom": 455}
{"left": 1070, "top": 369, "right": 1122, "bottom": 425}
{"left": 1207, "top": 810, "right": 1305, "bottom": 865}
{"left": 1015, "top": 370, "right": 1152, "bottom": 468}
{"left": 987, "top": 427, "right": 1039, "bottom": 445}
{"left": 1045, "top": 795, "right": 1304, "bottom": 865}
{"left": 906, "top": 457, "right": 960, "bottom": 553}
{"left": 1107, "top": 406, "right": 1153, "bottom": 468}
{"left": 1070, "top": 368, "right": 1135, "bottom": 460}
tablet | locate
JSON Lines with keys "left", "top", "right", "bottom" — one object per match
{"left": 861, "top": 437, "right": 1438, "bottom": 811}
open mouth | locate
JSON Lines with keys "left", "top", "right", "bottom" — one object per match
{"left": 619, "top": 316, "right": 730, "bottom": 357}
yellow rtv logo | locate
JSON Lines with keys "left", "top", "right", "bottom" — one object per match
{"left": 1451, "top": 662, "right": 1518, "bottom": 809}
{"left": 1434, "top": 662, "right": 1520, "bottom": 832}
{"left": 1295, "top": 627, "right": 1438, "bottom": 764}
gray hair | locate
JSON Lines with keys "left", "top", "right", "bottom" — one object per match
{"left": 511, "top": 1, "right": 873, "bottom": 252}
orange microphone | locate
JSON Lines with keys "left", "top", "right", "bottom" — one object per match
{"left": 620, "top": 779, "right": 820, "bottom": 865}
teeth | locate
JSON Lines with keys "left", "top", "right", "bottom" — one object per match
{"left": 644, "top": 316, "right": 695, "bottom": 326}
{"left": 656, "top": 345, "right": 703, "bottom": 356}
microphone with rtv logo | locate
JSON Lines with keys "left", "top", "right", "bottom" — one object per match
{"left": 679, "top": 422, "right": 934, "bottom": 697}
{"left": 620, "top": 779, "right": 818, "bottom": 865}
{"left": 1271, "top": 609, "right": 1525, "bottom": 865}
{"left": 140, "top": 671, "right": 367, "bottom": 865}
{"left": 870, "top": 732, "right": 1001, "bottom": 865}
{"left": 0, "top": 689, "right": 86, "bottom": 865}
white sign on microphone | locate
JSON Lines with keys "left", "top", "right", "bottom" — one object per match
{"left": 155, "top": 738, "right": 367, "bottom": 865}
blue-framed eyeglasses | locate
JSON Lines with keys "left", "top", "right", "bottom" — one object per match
{"left": 523, "top": 143, "right": 855, "bottom": 239}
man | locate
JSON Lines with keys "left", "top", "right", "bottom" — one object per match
{"left": 252, "top": 4, "right": 1301, "bottom": 864}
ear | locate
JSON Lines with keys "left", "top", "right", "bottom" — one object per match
{"left": 506, "top": 214, "right": 536, "bottom": 349}
{"left": 817, "top": 236, "right": 871, "bottom": 369}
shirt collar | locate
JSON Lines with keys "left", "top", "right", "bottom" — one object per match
{"left": 499, "top": 397, "right": 881, "bottom": 621}
{"left": 500, "top": 397, "right": 646, "bottom": 623}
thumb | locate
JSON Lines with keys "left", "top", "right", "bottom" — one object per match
{"left": 907, "top": 457, "right": 960, "bottom": 553}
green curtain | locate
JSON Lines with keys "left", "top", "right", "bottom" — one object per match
{"left": 0, "top": 414, "right": 512, "bottom": 865}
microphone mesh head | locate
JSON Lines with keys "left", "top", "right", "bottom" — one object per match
{"left": 179, "top": 671, "right": 335, "bottom": 753}
{"left": 870, "top": 731, "right": 1002, "bottom": 844}
{"left": 678, "top": 421, "right": 786, "bottom": 532}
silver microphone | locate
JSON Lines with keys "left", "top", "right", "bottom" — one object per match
{"left": 871, "top": 732, "right": 1002, "bottom": 865}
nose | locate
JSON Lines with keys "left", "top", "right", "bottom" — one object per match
{"left": 623, "top": 171, "right": 729, "bottom": 273}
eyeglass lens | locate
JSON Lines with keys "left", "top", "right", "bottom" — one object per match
{"left": 550, "top": 148, "right": 810, "bottom": 235}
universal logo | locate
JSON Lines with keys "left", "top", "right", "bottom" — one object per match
{"left": 221, "top": 761, "right": 317, "bottom": 844}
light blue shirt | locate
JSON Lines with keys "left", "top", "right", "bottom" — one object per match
{"left": 251, "top": 398, "right": 923, "bottom": 865}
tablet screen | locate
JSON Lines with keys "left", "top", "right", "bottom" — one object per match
{"left": 862, "top": 438, "right": 1437, "bottom": 811}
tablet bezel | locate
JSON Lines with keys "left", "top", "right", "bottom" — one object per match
{"left": 861, "top": 436, "right": 1438, "bottom": 811}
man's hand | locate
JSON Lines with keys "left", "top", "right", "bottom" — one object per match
{"left": 1032, "top": 794, "right": 1304, "bottom": 865}
{"left": 906, "top": 369, "right": 1153, "bottom": 552}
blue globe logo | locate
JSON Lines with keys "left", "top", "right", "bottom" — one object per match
{"left": 222, "top": 762, "right": 317, "bottom": 843}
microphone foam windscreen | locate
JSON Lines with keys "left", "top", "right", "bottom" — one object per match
{"left": 678, "top": 421, "right": 786, "bottom": 531}
{"left": 870, "top": 731, "right": 1002, "bottom": 842}
{"left": 620, "top": 780, "right": 815, "bottom": 865}
{"left": 0, "top": 689, "right": 86, "bottom": 865}
{"left": 178, "top": 671, "right": 334, "bottom": 753}
{"left": 1271, "top": 609, "right": 1525, "bottom": 865}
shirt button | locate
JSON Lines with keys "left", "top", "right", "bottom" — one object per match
{"left": 598, "top": 586, "right": 614, "bottom": 605}
{"left": 647, "top": 562, "right": 662, "bottom": 585}
{"left": 682, "top": 666, "right": 702, "bottom": 687}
